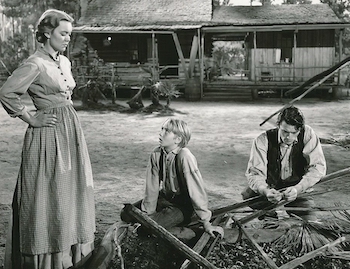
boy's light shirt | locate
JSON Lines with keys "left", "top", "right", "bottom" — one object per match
{"left": 245, "top": 124, "right": 326, "bottom": 194}
{"left": 141, "top": 146, "right": 212, "bottom": 225}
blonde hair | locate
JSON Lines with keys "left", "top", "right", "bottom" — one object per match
{"left": 36, "top": 9, "right": 74, "bottom": 43}
{"left": 162, "top": 118, "right": 191, "bottom": 148}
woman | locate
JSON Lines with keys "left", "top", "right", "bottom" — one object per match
{"left": 0, "top": 9, "right": 95, "bottom": 269}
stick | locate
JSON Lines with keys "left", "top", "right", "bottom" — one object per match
{"left": 278, "top": 237, "right": 345, "bottom": 269}
{"left": 232, "top": 215, "right": 279, "bottom": 269}
{"left": 123, "top": 204, "right": 218, "bottom": 269}
{"left": 259, "top": 59, "right": 350, "bottom": 127}
{"left": 188, "top": 194, "right": 266, "bottom": 226}
{"left": 285, "top": 56, "right": 350, "bottom": 96}
{"left": 189, "top": 167, "right": 350, "bottom": 226}
{"left": 279, "top": 206, "right": 350, "bottom": 212}
{"left": 180, "top": 215, "right": 223, "bottom": 269}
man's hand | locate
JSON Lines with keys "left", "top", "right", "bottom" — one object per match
{"left": 282, "top": 187, "right": 298, "bottom": 201}
{"left": 204, "top": 222, "right": 224, "bottom": 238}
{"left": 265, "top": 188, "right": 283, "bottom": 203}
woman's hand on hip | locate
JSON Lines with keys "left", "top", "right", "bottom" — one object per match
{"left": 31, "top": 113, "right": 58, "bottom": 127}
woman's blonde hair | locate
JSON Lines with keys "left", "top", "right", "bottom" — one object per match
{"left": 163, "top": 118, "right": 191, "bottom": 148}
{"left": 36, "top": 9, "right": 73, "bottom": 43}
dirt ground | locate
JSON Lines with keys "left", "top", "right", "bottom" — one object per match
{"left": 1, "top": 95, "right": 350, "bottom": 268}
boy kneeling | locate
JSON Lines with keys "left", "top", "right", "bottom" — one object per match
{"left": 122, "top": 118, "right": 223, "bottom": 238}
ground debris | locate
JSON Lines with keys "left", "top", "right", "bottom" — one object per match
{"left": 109, "top": 231, "right": 186, "bottom": 269}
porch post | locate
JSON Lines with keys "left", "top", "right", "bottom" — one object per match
{"left": 188, "top": 34, "right": 199, "bottom": 78}
{"left": 200, "top": 29, "right": 204, "bottom": 98}
{"left": 172, "top": 32, "right": 189, "bottom": 80}
{"left": 338, "top": 29, "right": 343, "bottom": 85}
{"left": 293, "top": 30, "right": 297, "bottom": 83}
{"left": 253, "top": 30, "right": 257, "bottom": 83}
{"left": 151, "top": 32, "right": 159, "bottom": 82}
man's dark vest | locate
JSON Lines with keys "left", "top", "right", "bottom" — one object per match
{"left": 266, "top": 128, "right": 307, "bottom": 190}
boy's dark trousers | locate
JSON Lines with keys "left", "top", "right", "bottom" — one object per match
{"left": 120, "top": 193, "right": 193, "bottom": 229}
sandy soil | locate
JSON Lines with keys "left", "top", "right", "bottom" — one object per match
{"left": 1, "top": 95, "right": 350, "bottom": 267}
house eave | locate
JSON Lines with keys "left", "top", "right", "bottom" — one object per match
{"left": 73, "top": 25, "right": 203, "bottom": 33}
{"left": 202, "top": 23, "right": 350, "bottom": 33}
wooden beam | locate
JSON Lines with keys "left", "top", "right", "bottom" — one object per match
{"left": 188, "top": 35, "right": 199, "bottom": 78}
{"left": 189, "top": 167, "right": 350, "bottom": 227}
{"left": 123, "top": 204, "right": 218, "bottom": 269}
{"left": 253, "top": 31, "right": 257, "bottom": 82}
{"left": 260, "top": 57, "right": 350, "bottom": 126}
{"left": 200, "top": 30, "right": 205, "bottom": 97}
{"left": 172, "top": 32, "right": 189, "bottom": 80}
{"left": 293, "top": 30, "right": 297, "bottom": 83}
{"left": 180, "top": 215, "right": 223, "bottom": 269}
{"left": 278, "top": 237, "right": 345, "bottom": 269}
{"left": 232, "top": 215, "right": 279, "bottom": 269}
{"left": 338, "top": 29, "right": 343, "bottom": 85}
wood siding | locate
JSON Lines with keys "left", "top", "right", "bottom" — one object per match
{"left": 251, "top": 47, "right": 334, "bottom": 82}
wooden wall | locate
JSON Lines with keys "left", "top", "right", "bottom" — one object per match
{"left": 251, "top": 47, "right": 334, "bottom": 82}
{"left": 249, "top": 28, "right": 336, "bottom": 82}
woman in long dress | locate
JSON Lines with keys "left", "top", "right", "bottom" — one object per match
{"left": 0, "top": 9, "right": 95, "bottom": 269}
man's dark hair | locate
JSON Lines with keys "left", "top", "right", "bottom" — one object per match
{"left": 277, "top": 106, "right": 305, "bottom": 130}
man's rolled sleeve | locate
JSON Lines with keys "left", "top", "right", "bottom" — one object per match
{"left": 245, "top": 133, "right": 269, "bottom": 194}
{"left": 295, "top": 126, "right": 326, "bottom": 193}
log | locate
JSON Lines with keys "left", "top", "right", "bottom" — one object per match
{"left": 127, "top": 86, "right": 146, "bottom": 109}
{"left": 278, "top": 237, "right": 345, "bottom": 269}
{"left": 188, "top": 194, "right": 266, "bottom": 226}
{"left": 180, "top": 215, "right": 223, "bottom": 269}
{"left": 260, "top": 58, "right": 350, "bottom": 127}
{"left": 87, "top": 222, "right": 128, "bottom": 269}
{"left": 123, "top": 204, "right": 218, "bottom": 269}
{"left": 190, "top": 167, "right": 350, "bottom": 226}
{"left": 285, "top": 56, "right": 350, "bottom": 96}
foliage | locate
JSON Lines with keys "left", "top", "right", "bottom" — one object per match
{"left": 321, "top": 0, "right": 350, "bottom": 19}
{"left": 1, "top": 33, "right": 30, "bottom": 73}
{"left": 152, "top": 81, "right": 182, "bottom": 107}
{"left": 206, "top": 41, "right": 245, "bottom": 80}
{"left": 283, "top": 0, "right": 312, "bottom": 4}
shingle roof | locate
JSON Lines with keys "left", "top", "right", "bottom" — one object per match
{"left": 211, "top": 4, "right": 343, "bottom": 25}
{"left": 77, "top": 0, "right": 213, "bottom": 27}
{"left": 76, "top": 2, "right": 346, "bottom": 31}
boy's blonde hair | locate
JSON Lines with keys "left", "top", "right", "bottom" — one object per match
{"left": 163, "top": 118, "right": 191, "bottom": 148}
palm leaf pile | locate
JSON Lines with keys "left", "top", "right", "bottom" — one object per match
{"left": 271, "top": 205, "right": 350, "bottom": 261}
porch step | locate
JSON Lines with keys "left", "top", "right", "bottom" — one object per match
{"left": 202, "top": 87, "right": 255, "bottom": 101}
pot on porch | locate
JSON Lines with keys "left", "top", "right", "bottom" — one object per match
{"left": 332, "top": 86, "right": 350, "bottom": 99}
{"left": 185, "top": 77, "right": 201, "bottom": 101}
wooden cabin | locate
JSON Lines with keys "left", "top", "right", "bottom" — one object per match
{"left": 74, "top": 1, "right": 350, "bottom": 100}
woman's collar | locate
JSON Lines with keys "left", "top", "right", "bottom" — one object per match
{"left": 38, "top": 46, "right": 60, "bottom": 61}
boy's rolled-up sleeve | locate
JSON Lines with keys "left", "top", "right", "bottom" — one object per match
{"left": 141, "top": 151, "right": 160, "bottom": 215}
{"left": 180, "top": 151, "right": 212, "bottom": 225}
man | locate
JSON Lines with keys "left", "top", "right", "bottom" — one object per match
{"left": 242, "top": 106, "right": 326, "bottom": 220}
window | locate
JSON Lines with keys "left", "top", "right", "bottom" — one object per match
{"left": 280, "top": 31, "right": 293, "bottom": 63}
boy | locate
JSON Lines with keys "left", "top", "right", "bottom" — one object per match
{"left": 125, "top": 118, "right": 223, "bottom": 238}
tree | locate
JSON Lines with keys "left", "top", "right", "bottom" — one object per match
{"left": 1, "top": 0, "right": 81, "bottom": 71}
{"left": 283, "top": 0, "right": 312, "bottom": 4}
{"left": 1, "top": 33, "right": 30, "bottom": 73}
